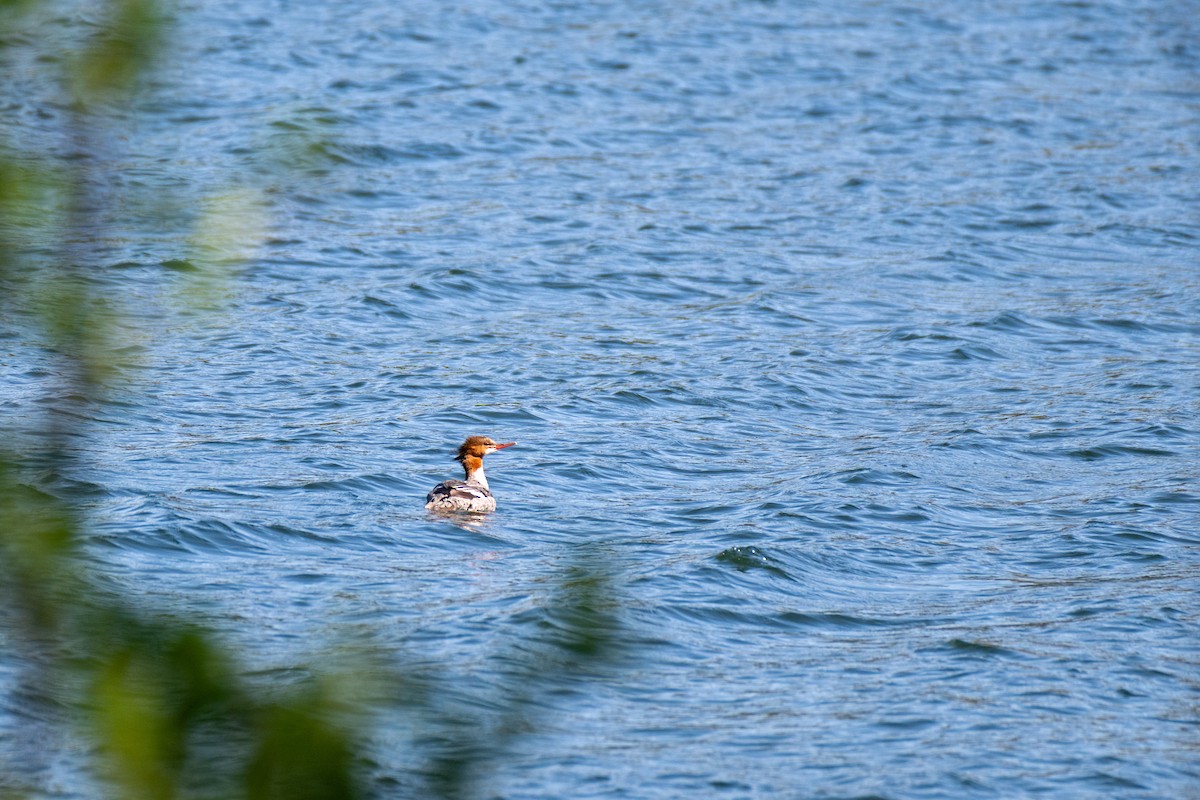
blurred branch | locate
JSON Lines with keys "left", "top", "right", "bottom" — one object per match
{"left": 426, "top": 559, "right": 622, "bottom": 800}
{"left": 71, "top": 0, "right": 166, "bottom": 104}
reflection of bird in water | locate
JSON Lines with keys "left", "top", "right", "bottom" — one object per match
{"left": 425, "top": 436, "right": 516, "bottom": 513}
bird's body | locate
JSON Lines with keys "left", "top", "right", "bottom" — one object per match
{"left": 424, "top": 478, "right": 498, "bottom": 513}
{"left": 425, "top": 436, "right": 515, "bottom": 513}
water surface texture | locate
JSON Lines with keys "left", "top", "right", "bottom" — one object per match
{"left": 4, "top": 0, "right": 1199, "bottom": 797}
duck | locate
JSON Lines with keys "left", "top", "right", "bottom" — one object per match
{"left": 424, "top": 436, "right": 516, "bottom": 513}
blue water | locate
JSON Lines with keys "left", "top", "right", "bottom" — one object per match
{"left": 3, "top": 0, "right": 1198, "bottom": 797}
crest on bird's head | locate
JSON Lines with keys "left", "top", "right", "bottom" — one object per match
{"left": 455, "top": 436, "right": 516, "bottom": 462}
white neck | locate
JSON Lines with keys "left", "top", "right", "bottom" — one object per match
{"left": 466, "top": 463, "right": 489, "bottom": 491}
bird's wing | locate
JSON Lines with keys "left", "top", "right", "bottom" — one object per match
{"left": 426, "top": 480, "right": 493, "bottom": 504}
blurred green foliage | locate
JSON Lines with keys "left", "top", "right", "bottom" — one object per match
{"left": 70, "top": 0, "right": 162, "bottom": 101}
{"left": 1, "top": 2, "right": 621, "bottom": 798}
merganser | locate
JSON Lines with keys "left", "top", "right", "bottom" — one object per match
{"left": 424, "top": 436, "right": 516, "bottom": 513}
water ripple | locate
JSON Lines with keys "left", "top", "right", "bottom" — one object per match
{"left": 4, "top": 0, "right": 1198, "bottom": 797}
